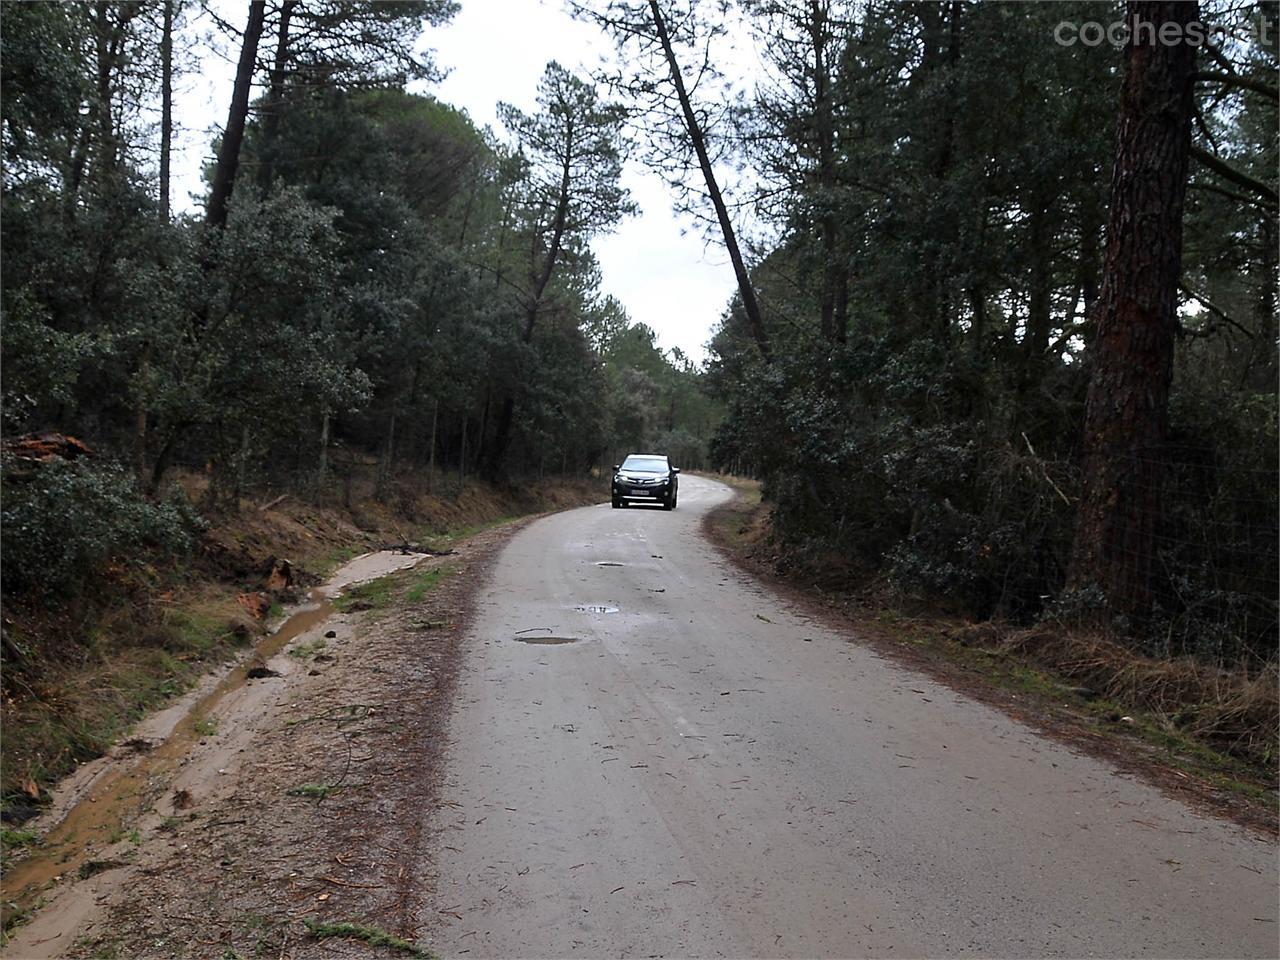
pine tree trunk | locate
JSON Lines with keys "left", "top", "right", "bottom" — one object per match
{"left": 235, "top": 424, "right": 250, "bottom": 506}
{"left": 207, "top": 1, "right": 266, "bottom": 229}
{"left": 256, "top": 0, "right": 296, "bottom": 196}
{"left": 1068, "top": 1, "right": 1198, "bottom": 625}
{"left": 649, "top": 0, "right": 770, "bottom": 361}
{"left": 459, "top": 414, "right": 468, "bottom": 490}
{"left": 159, "top": 0, "right": 173, "bottom": 221}
{"left": 134, "top": 343, "right": 151, "bottom": 485}
{"left": 317, "top": 413, "right": 329, "bottom": 492}
{"left": 377, "top": 409, "right": 396, "bottom": 501}
{"left": 1025, "top": 200, "right": 1052, "bottom": 363}
{"left": 428, "top": 400, "right": 438, "bottom": 494}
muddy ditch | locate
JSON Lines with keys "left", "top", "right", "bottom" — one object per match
{"left": 0, "top": 549, "right": 432, "bottom": 935}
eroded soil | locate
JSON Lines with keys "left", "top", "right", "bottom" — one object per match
{"left": 2, "top": 523, "right": 526, "bottom": 960}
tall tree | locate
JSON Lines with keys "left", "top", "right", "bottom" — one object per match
{"left": 484, "top": 62, "right": 632, "bottom": 474}
{"left": 1068, "top": 1, "right": 1199, "bottom": 621}
{"left": 575, "top": 0, "right": 772, "bottom": 360}
{"left": 742, "top": 0, "right": 852, "bottom": 342}
{"left": 206, "top": 1, "right": 266, "bottom": 229}
{"left": 647, "top": 1, "right": 771, "bottom": 359}
{"left": 159, "top": 0, "right": 175, "bottom": 220}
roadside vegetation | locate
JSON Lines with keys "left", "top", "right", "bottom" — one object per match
{"left": 0, "top": 469, "right": 597, "bottom": 827}
{"left": 665, "top": 1, "right": 1277, "bottom": 798}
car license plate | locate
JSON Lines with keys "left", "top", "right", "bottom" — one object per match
{"left": 630, "top": 487, "right": 651, "bottom": 496}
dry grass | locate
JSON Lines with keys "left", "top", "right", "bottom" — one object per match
{"left": 985, "top": 626, "right": 1279, "bottom": 767}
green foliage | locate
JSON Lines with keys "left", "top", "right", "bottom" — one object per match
{"left": 0, "top": 1, "right": 88, "bottom": 172}
{"left": 333, "top": 576, "right": 395, "bottom": 613}
{"left": 288, "top": 637, "right": 328, "bottom": 660}
{"left": 708, "top": 0, "right": 1277, "bottom": 663}
{"left": 404, "top": 565, "right": 451, "bottom": 604}
{"left": 1, "top": 458, "right": 202, "bottom": 601}
{"left": 192, "top": 716, "right": 218, "bottom": 737}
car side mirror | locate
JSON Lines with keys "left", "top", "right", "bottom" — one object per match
{"left": 612, "top": 464, "right": 620, "bottom": 471}
{"left": 672, "top": 467, "right": 681, "bottom": 474}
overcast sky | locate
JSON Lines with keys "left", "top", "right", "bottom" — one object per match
{"left": 176, "top": 0, "right": 750, "bottom": 364}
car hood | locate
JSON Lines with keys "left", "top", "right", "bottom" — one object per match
{"left": 617, "top": 470, "right": 667, "bottom": 480}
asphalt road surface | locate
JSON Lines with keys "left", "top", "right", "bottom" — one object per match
{"left": 422, "top": 475, "right": 1278, "bottom": 959}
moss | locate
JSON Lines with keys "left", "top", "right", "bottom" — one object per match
{"left": 333, "top": 575, "right": 395, "bottom": 613}
{"left": 192, "top": 716, "right": 218, "bottom": 737}
{"left": 287, "top": 637, "right": 328, "bottom": 660}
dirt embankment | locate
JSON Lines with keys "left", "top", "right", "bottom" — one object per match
{"left": 3, "top": 518, "right": 531, "bottom": 958}
{"left": 2, "top": 472, "right": 603, "bottom": 815}
{"left": 699, "top": 474, "right": 1278, "bottom": 834}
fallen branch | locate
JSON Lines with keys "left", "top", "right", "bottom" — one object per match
{"left": 1021, "top": 433, "right": 1073, "bottom": 507}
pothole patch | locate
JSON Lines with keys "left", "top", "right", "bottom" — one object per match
{"left": 574, "top": 604, "right": 619, "bottom": 614}
{"left": 513, "top": 636, "right": 581, "bottom": 645}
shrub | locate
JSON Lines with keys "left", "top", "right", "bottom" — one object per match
{"left": 1, "top": 456, "right": 203, "bottom": 602}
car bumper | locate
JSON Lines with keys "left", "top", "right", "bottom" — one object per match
{"left": 614, "top": 484, "right": 670, "bottom": 499}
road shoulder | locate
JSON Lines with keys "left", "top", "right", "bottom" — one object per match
{"left": 700, "top": 475, "right": 1278, "bottom": 837}
{"left": 3, "top": 516, "right": 543, "bottom": 960}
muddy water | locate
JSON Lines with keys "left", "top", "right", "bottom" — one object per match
{"left": 0, "top": 594, "right": 338, "bottom": 926}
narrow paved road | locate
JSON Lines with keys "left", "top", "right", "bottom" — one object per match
{"left": 422, "top": 476, "right": 1277, "bottom": 959}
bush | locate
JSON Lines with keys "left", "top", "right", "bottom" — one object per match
{"left": 1, "top": 457, "right": 202, "bottom": 602}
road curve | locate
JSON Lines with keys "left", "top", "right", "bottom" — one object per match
{"left": 421, "top": 475, "right": 1277, "bottom": 959}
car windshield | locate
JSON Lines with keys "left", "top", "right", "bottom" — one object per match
{"left": 621, "top": 456, "right": 668, "bottom": 472}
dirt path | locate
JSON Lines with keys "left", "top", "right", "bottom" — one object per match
{"left": 1, "top": 526, "right": 523, "bottom": 960}
{"left": 421, "top": 475, "right": 1277, "bottom": 958}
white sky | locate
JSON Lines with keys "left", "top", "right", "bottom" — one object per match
{"left": 175, "top": 0, "right": 750, "bottom": 364}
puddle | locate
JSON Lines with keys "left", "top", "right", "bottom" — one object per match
{"left": 513, "top": 636, "right": 581, "bottom": 645}
{"left": 596, "top": 561, "right": 625, "bottom": 567}
{"left": 574, "top": 604, "right": 619, "bottom": 614}
{"left": 0, "top": 548, "right": 427, "bottom": 928}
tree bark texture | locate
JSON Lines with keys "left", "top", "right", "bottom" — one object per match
{"left": 1068, "top": 1, "right": 1198, "bottom": 624}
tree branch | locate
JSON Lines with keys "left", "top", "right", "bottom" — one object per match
{"left": 1192, "top": 70, "right": 1279, "bottom": 101}
{"left": 1179, "top": 281, "right": 1255, "bottom": 339}
{"left": 1189, "top": 144, "right": 1279, "bottom": 207}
